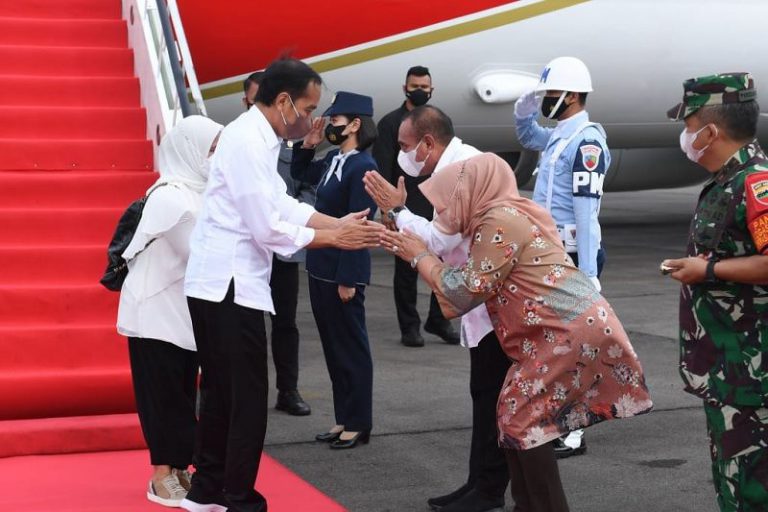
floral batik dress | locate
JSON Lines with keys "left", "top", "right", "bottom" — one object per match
{"left": 432, "top": 205, "right": 653, "bottom": 450}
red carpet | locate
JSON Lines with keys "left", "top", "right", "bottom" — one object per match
{"left": 0, "top": 7, "right": 346, "bottom": 512}
{"left": 0, "top": 450, "right": 347, "bottom": 512}
{"left": 0, "top": 0, "right": 155, "bottom": 435}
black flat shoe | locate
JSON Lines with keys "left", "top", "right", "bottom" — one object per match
{"left": 553, "top": 436, "right": 587, "bottom": 459}
{"left": 440, "top": 488, "right": 504, "bottom": 512}
{"left": 427, "top": 482, "right": 472, "bottom": 510}
{"left": 401, "top": 329, "right": 425, "bottom": 348}
{"left": 329, "top": 430, "right": 370, "bottom": 449}
{"left": 424, "top": 320, "right": 460, "bottom": 345}
{"left": 315, "top": 430, "right": 342, "bottom": 443}
{"left": 275, "top": 389, "right": 311, "bottom": 416}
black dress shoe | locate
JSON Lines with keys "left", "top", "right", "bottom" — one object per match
{"left": 275, "top": 389, "right": 311, "bottom": 416}
{"left": 553, "top": 436, "right": 587, "bottom": 459}
{"left": 401, "top": 329, "right": 425, "bottom": 347}
{"left": 439, "top": 488, "right": 504, "bottom": 512}
{"left": 424, "top": 320, "right": 460, "bottom": 345}
{"left": 427, "top": 482, "right": 472, "bottom": 510}
{"left": 329, "top": 430, "right": 370, "bottom": 449}
{"left": 315, "top": 430, "right": 342, "bottom": 442}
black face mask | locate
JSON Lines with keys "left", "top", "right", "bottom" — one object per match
{"left": 406, "top": 88, "right": 431, "bottom": 107}
{"left": 541, "top": 94, "right": 569, "bottom": 120}
{"left": 325, "top": 123, "right": 348, "bottom": 145}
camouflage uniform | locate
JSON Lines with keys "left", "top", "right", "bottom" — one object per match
{"left": 668, "top": 73, "right": 768, "bottom": 512}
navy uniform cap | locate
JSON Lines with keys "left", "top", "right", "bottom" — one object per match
{"left": 323, "top": 91, "right": 374, "bottom": 117}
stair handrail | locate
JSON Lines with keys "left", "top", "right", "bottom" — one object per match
{"left": 124, "top": 0, "right": 209, "bottom": 163}
{"left": 153, "top": 0, "right": 192, "bottom": 117}
{"left": 165, "top": 0, "right": 207, "bottom": 117}
{"left": 127, "top": 0, "right": 206, "bottom": 131}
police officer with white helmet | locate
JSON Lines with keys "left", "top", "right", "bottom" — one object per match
{"left": 514, "top": 56, "right": 610, "bottom": 459}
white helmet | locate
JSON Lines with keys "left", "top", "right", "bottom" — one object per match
{"left": 535, "top": 56, "right": 593, "bottom": 93}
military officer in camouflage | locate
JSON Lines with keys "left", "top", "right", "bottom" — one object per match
{"left": 663, "top": 72, "right": 768, "bottom": 511}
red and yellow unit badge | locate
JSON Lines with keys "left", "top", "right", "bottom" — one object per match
{"left": 746, "top": 172, "right": 768, "bottom": 253}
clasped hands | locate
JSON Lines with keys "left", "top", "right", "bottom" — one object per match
{"left": 362, "top": 170, "right": 406, "bottom": 231}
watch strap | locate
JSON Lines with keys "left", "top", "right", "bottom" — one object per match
{"left": 705, "top": 258, "right": 719, "bottom": 283}
{"left": 411, "top": 250, "right": 431, "bottom": 269}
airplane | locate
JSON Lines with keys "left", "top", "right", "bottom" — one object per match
{"left": 175, "top": 0, "right": 768, "bottom": 190}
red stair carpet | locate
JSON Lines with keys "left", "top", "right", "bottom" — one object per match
{"left": 0, "top": 0, "right": 154, "bottom": 438}
{"left": 0, "top": 2, "right": 346, "bottom": 510}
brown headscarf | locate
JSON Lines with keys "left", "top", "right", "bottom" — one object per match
{"left": 419, "top": 153, "right": 518, "bottom": 237}
{"left": 419, "top": 153, "right": 559, "bottom": 242}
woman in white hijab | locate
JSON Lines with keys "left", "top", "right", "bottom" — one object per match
{"left": 117, "top": 115, "right": 222, "bottom": 508}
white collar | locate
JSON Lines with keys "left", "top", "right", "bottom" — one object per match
{"left": 433, "top": 137, "right": 464, "bottom": 174}
{"left": 323, "top": 149, "right": 359, "bottom": 185}
{"left": 247, "top": 106, "right": 281, "bottom": 151}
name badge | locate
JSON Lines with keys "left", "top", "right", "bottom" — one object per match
{"left": 557, "top": 224, "right": 578, "bottom": 253}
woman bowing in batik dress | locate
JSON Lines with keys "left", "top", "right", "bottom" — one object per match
{"left": 381, "top": 153, "right": 652, "bottom": 512}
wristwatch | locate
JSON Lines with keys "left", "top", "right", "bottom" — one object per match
{"left": 705, "top": 258, "right": 720, "bottom": 283}
{"left": 386, "top": 205, "right": 406, "bottom": 223}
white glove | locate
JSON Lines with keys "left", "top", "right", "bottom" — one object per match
{"left": 514, "top": 90, "right": 540, "bottom": 119}
{"left": 589, "top": 275, "right": 601, "bottom": 292}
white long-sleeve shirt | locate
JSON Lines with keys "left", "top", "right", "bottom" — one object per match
{"left": 185, "top": 107, "right": 316, "bottom": 313}
{"left": 118, "top": 184, "right": 201, "bottom": 351}
{"left": 395, "top": 137, "right": 493, "bottom": 349}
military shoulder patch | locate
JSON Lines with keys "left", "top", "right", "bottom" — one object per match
{"left": 572, "top": 140, "right": 607, "bottom": 198}
{"left": 746, "top": 172, "right": 768, "bottom": 254}
{"left": 750, "top": 177, "right": 768, "bottom": 205}
{"left": 580, "top": 144, "right": 602, "bottom": 171}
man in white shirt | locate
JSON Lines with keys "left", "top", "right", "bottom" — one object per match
{"left": 363, "top": 105, "right": 510, "bottom": 512}
{"left": 182, "top": 59, "right": 383, "bottom": 512}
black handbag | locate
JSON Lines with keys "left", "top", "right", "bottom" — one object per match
{"left": 99, "top": 184, "right": 169, "bottom": 291}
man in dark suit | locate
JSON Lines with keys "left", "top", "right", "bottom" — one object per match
{"left": 372, "top": 66, "right": 459, "bottom": 348}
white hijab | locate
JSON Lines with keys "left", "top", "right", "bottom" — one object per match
{"left": 123, "top": 116, "right": 222, "bottom": 263}
{"left": 149, "top": 115, "right": 223, "bottom": 194}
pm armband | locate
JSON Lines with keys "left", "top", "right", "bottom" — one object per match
{"left": 572, "top": 141, "right": 607, "bottom": 198}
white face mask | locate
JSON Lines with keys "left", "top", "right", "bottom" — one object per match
{"left": 397, "top": 140, "right": 431, "bottom": 177}
{"left": 679, "top": 124, "right": 717, "bottom": 163}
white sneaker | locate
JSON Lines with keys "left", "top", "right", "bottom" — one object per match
{"left": 173, "top": 468, "right": 192, "bottom": 492}
{"left": 147, "top": 473, "right": 188, "bottom": 508}
{"left": 563, "top": 428, "right": 585, "bottom": 449}
{"left": 180, "top": 498, "right": 228, "bottom": 512}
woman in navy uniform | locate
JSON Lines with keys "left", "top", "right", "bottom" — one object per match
{"left": 291, "top": 91, "right": 378, "bottom": 449}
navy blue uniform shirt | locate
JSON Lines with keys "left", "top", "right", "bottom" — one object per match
{"left": 291, "top": 146, "right": 378, "bottom": 287}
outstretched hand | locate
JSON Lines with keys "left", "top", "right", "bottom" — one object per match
{"left": 339, "top": 209, "right": 370, "bottom": 226}
{"left": 363, "top": 171, "right": 406, "bottom": 214}
{"left": 334, "top": 218, "right": 384, "bottom": 250}
{"left": 380, "top": 229, "right": 428, "bottom": 262}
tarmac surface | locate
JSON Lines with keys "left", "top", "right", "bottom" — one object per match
{"left": 262, "top": 185, "right": 718, "bottom": 512}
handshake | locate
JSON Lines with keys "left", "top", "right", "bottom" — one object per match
{"left": 329, "top": 209, "right": 386, "bottom": 251}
